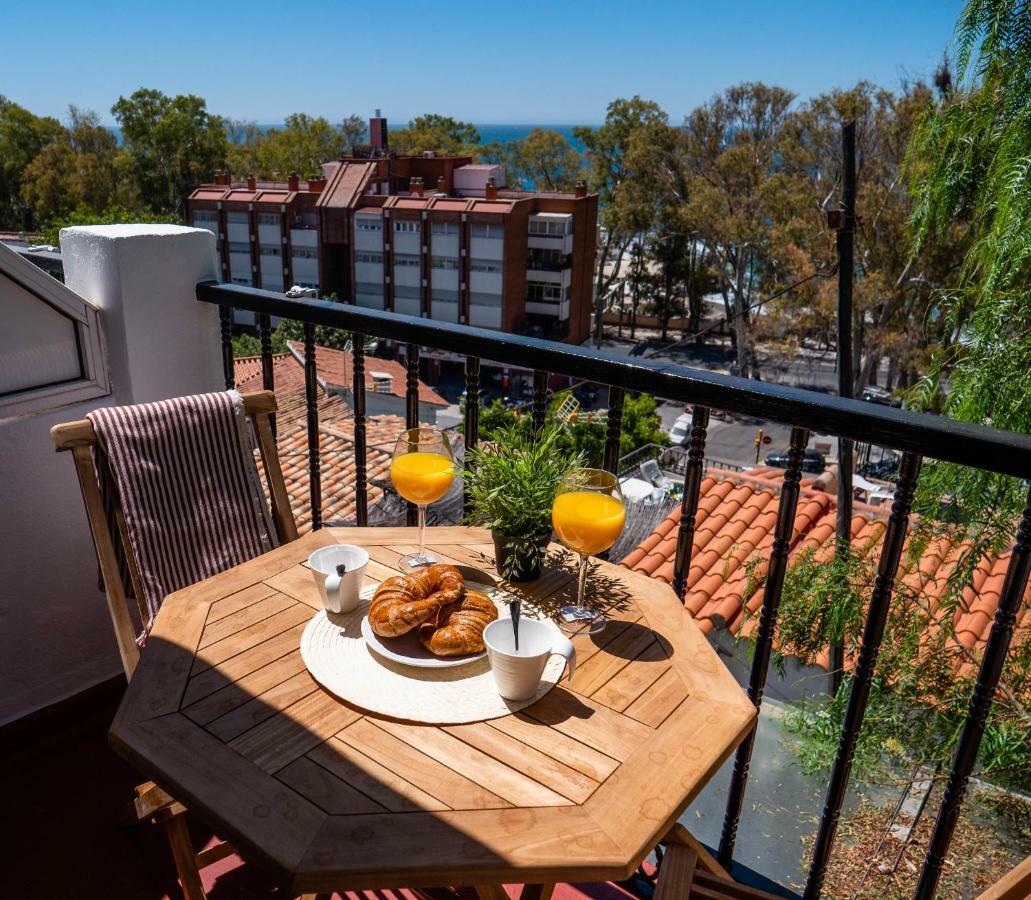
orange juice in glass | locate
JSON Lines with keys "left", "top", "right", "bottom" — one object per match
{"left": 390, "top": 428, "right": 455, "bottom": 569}
{"left": 552, "top": 468, "right": 625, "bottom": 633}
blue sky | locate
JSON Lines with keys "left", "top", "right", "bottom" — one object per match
{"left": 4, "top": 0, "right": 964, "bottom": 125}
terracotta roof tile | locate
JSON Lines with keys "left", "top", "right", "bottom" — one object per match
{"left": 621, "top": 467, "right": 1029, "bottom": 676}
{"left": 284, "top": 341, "right": 448, "bottom": 407}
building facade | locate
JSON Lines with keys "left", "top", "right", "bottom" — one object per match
{"left": 187, "top": 116, "right": 598, "bottom": 343}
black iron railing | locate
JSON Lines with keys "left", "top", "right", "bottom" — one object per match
{"left": 198, "top": 281, "right": 1031, "bottom": 900}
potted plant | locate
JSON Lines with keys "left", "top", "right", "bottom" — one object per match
{"left": 463, "top": 423, "right": 585, "bottom": 582}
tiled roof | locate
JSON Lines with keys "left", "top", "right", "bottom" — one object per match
{"left": 284, "top": 340, "right": 449, "bottom": 407}
{"left": 233, "top": 352, "right": 408, "bottom": 532}
{"left": 275, "top": 413, "right": 405, "bottom": 532}
{"left": 622, "top": 468, "right": 1031, "bottom": 674}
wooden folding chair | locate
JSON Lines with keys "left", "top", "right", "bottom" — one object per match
{"left": 975, "top": 853, "right": 1031, "bottom": 900}
{"left": 653, "top": 824, "right": 781, "bottom": 899}
{"left": 52, "top": 389, "right": 298, "bottom": 900}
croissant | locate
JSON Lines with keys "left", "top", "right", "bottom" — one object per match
{"left": 368, "top": 564, "right": 465, "bottom": 637}
{"left": 419, "top": 590, "right": 499, "bottom": 656}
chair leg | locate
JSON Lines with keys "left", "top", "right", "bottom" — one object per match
{"left": 164, "top": 812, "right": 208, "bottom": 900}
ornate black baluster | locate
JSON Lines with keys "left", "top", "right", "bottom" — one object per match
{"left": 302, "top": 323, "right": 322, "bottom": 530}
{"left": 602, "top": 386, "right": 624, "bottom": 476}
{"left": 802, "top": 452, "right": 923, "bottom": 899}
{"left": 219, "top": 305, "right": 234, "bottom": 389}
{"left": 913, "top": 485, "right": 1031, "bottom": 900}
{"left": 258, "top": 311, "right": 275, "bottom": 439}
{"left": 719, "top": 426, "right": 809, "bottom": 868}
{"left": 352, "top": 332, "right": 368, "bottom": 527}
{"left": 405, "top": 342, "right": 420, "bottom": 527}
{"left": 672, "top": 406, "right": 710, "bottom": 601}
{"left": 463, "top": 356, "right": 480, "bottom": 517}
{"left": 532, "top": 370, "right": 549, "bottom": 434}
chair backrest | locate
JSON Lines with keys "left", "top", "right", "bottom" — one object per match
{"left": 51, "top": 390, "right": 298, "bottom": 679}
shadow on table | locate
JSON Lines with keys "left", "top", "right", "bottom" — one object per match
{"left": 117, "top": 629, "right": 628, "bottom": 899}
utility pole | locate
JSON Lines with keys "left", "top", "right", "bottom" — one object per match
{"left": 831, "top": 120, "right": 856, "bottom": 694}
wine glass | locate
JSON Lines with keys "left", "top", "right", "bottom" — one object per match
{"left": 551, "top": 468, "right": 625, "bottom": 634}
{"left": 390, "top": 427, "right": 455, "bottom": 570}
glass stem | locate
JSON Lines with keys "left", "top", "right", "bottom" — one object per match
{"left": 576, "top": 552, "right": 589, "bottom": 609}
{"left": 418, "top": 505, "right": 427, "bottom": 561}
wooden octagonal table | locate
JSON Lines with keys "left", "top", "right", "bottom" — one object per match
{"left": 110, "top": 526, "right": 756, "bottom": 896}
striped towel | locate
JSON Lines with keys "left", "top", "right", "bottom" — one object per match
{"left": 88, "top": 390, "right": 278, "bottom": 636}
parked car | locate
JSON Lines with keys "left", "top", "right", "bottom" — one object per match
{"left": 764, "top": 448, "right": 826, "bottom": 474}
{"left": 861, "top": 456, "right": 900, "bottom": 480}
{"left": 668, "top": 412, "right": 694, "bottom": 446}
{"left": 860, "top": 385, "right": 901, "bottom": 407}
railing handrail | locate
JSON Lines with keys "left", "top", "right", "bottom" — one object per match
{"left": 197, "top": 281, "right": 1031, "bottom": 480}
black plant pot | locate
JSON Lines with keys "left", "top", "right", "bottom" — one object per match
{"left": 491, "top": 529, "right": 551, "bottom": 582}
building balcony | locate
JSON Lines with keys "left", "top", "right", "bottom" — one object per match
{"left": 526, "top": 266, "right": 571, "bottom": 287}
{"left": 528, "top": 232, "right": 574, "bottom": 254}
{"left": 4, "top": 225, "right": 1030, "bottom": 900}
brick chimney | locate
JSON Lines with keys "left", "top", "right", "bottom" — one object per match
{"left": 307, "top": 176, "right": 327, "bottom": 193}
{"left": 288, "top": 171, "right": 300, "bottom": 191}
{"left": 246, "top": 175, "right": 257, "bottom": 191}
{"left": 574, "top": 180, "right": 587, "bottom": 198}
{"left": 485, "top": 176, "right": 497, "bottom": 201}
{"left": 369, "top": 109, "right": 388, "bottom": 151}
{"left": 411, "top": 177, "right": 424, "bottom": 197}
{"left": 436, "top": 175, "right": 447, "bottom": 193}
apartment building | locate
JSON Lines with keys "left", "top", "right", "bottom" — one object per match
{"left": 187, "top": 115, "right": 598, "bottom": 343}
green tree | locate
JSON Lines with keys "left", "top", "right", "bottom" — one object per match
{"left": 112, "top": 88, "right": 227, "bottom": 215}
{"left": 0, "top": 96, "right": 63, "bottom": 229}
{"left": 575, "top": 97, "right": 670, "bottom": 346}
{"left": 513, "top": 128, "right": 583, "bottom": 191}
{"left": 339, "top": 114, "right": 367, "bottom": 154}
{"left": 907, "top": 0, "right": 1031, "bottom": 551}
{"left": 390, "top": 114, "right": 480, "bottom": 156}
{"left": 255, "top": 113, "right": 343, "bottom": 176}
{"left": 22, "top": 106, "right": 122, "bottom": 226}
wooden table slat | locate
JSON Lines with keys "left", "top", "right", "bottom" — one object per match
{"left": 229, "top": 690, "right": 361, "bottom": 773}
{"left": 372, "top": 720, "right": 573, "bottom": 808}
{"left": 182, "top": 621, "right": 308, "bottom": 706}
{"left": 183, "top": 649, "right": 307, "bottom": 725}
{"left": 337, "top": 719, "right": 511, "bottom": 811}
{"left": 207, "top": 582, "right": 278, "bottom": 624}
{"left": 109, "top": 525, "right": 754, "bottom": 891}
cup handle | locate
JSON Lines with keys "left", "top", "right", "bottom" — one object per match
{"left": 551, "top": 633, "right": 576, "bottom": 683}
{"left": 324, "top": 572, "right": 342, "bottom": 609}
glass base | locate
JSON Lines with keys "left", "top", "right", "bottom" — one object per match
{"left": 558, "top": 605, "right": 606, "bottom": 635}
{"left": 399, "top": 551, "right": 437, "bottom": 570}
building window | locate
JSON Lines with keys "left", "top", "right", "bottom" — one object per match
{"left": 228, "top": 242, "right": 250, "bottom": 254}
{"left": 226, "top": 211, "right": 249, "bottom": 224}
{"left": 432, "top": 256, "right": 459, "bottom": 270}
{"left": 394, "top": 220, "right": 420, "bottom": 234}
{"left": 471, "top": 222, "right": 503, "bottom": 239}
{"left": 257, "top": 213, "right": 279, "bottom": 226}
{"left": 231, "top": 276, "right": 252, "bottom": 285}
{"left": 356, "top": 216, "right": 383, "bottom": 231}
{"left": 356, "top": 252, "right": 384, "bottom": 264}
{"left": 292, "top": 247, "right": 318, "bottom": 259}
{"left": 431, "top": 221, "right": 458, "bottom": 235}
{"left": 393, "top": 254, "right": 420, "bottom": 268}
{"left": 470, "top": 259, "right": 500, "bottom": 273}
{"left": 394, "top": 284, "right": 421, "bottom": 299}
{"left": 527, "top": 282, "right": 565, "bottom": 303}
{"left": 193, "top": 211, "right": 217, "bottom": 226}
{"left": 470, "top": 292, "right": 501, "bottom": 307}
{"left": 259, "top": 245, "right": 281, "bottom": 257}
{"left": 529, "top": 218, "right": 570, "bottom": 236}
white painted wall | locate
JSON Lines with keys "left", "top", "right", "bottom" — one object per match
{"left": 0, "top": 224, "right": 221, "bottom": 726}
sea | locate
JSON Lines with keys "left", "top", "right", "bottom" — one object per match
{"left": 108, "top": 123, "right": 593, "bottom": 152}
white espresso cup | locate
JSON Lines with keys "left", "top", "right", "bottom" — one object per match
{"left": 483, "top": 618, "right": 576, "bottom": 701}
{"left": 308, "top": 544, "right": 369, "bottom": 614}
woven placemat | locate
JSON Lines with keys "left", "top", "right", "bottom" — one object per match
{"left": 300, "top": 583, "right": 565, "bottom": 724}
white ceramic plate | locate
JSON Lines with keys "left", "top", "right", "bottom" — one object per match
{"left": 360, "top": 615, "right": 486, "bottom": 669}
{"left": 360, "top": 580, "right": 514, "bottom": 670}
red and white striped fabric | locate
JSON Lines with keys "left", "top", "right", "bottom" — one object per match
{"left": 87, "top": 390, "right": 278, "bottom": 636}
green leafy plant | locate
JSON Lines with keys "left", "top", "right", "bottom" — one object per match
{"left": 463, "top": 424, "right": 585, "bottom": 579}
